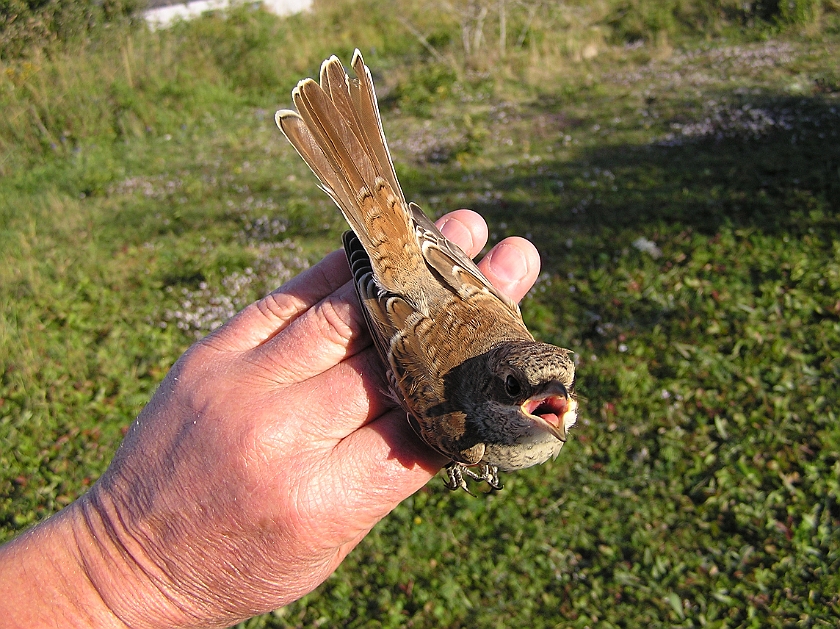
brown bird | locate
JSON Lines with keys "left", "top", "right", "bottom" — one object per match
{"left": 275, "top": 50, "right": 577, "bottom": 492}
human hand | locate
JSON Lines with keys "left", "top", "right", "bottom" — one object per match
{"left": 0, "top": 210, "right": 541, "bottom": 628}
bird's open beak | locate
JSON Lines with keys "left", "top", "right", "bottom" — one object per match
{"left": 520, "top": 384, "right": 577, "bottom": 443}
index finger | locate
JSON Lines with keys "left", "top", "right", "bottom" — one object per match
{"left": 205, "top": 249, "right": 352, "bottom": 354}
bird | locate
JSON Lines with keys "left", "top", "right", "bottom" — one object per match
{"left": 275, "top": 50, "right": 578, "bottom": 492}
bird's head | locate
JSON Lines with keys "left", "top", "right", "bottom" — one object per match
{"left": 484, "top": 341, "right": 577, "bottom": 443}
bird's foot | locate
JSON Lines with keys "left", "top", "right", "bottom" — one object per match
{"left": 444, "top": 462, "right": 503, "bottom": 493}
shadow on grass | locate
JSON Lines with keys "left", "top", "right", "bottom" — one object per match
{"left": 419, "top": 91, "right": 840, "bottom": 266}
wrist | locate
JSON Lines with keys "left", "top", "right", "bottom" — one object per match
{"left": 0, "top": 502, "right": 127, "bottom": 628}
{"left": 0, "top": 484, "right": 205, "bottom": 629}
{"left": 70, "top": 482, "right": 208, "bottom": 629}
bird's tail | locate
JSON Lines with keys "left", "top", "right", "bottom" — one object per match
{"left": 276, "top": 50, "right": 421, "bottom": 291}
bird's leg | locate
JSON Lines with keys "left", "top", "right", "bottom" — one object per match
{"left": 477, "top": 463, "right": 503, "bottom": 490}
{"left": 444, "top": 462, "right": 502, "bottom": 493}
{"left": 463, "top": 463, "right": 502, "bottom": 490}
{"left": 444, "top": 462, "right": 473, "bottom": 494}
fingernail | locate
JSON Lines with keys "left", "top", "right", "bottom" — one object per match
{"left": 486, "top": 243, "right": 528, "bottom": 286}
{"left": 438, "top": 218, "right": 474, "bottom": 252}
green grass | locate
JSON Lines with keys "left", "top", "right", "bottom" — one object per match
{"left": 2, "top": 1, "right": 840, "bottom": 626}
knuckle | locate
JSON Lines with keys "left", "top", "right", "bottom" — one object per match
{"left": 313, "top": 294, "right": 362, "bottom": 348}
{"left": 256, "top": 291, "right": 307, "bottom": 327}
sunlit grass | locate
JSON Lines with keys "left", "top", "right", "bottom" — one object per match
{"left": 2, "top": 2, "right": 840, "bottom": 626}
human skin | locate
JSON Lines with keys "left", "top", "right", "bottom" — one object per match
{"left": 0, "top": 210, "right": 541, "bottom": 628}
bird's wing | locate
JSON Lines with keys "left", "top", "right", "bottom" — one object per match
{"left": 343, "top": 230, "right": 443, "bottom": 415}
{"left": 408, "top": 203, "right": 523, "bottom": 319}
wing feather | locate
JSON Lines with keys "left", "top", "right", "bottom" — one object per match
{"left": 408, "top": 203, "right": 522, "bottom": 318}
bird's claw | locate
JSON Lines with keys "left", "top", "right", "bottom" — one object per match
{"left": 444, "top": 462, "right": 503, "bottom": 493}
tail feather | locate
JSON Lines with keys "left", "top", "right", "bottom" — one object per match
{"left": 317, "top": 53, "right": 404, "bottom": 207}
{"left": 274, "top": 110, "right": 361, "bottom": 231}
{"left": 348, "top": 50, "right": 405, "bottom": 205}
{"left": 292, "top": 77, "right": 377, "bottom": 204}
{"left": 276, "top": 51, "right": 421, "bottom": 291}
{"left": 318, "top": 56, "right": 368, "bottom": 171}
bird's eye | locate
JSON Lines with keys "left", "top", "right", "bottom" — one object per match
{"left": 505, "top": 375, "right": 522, "bottom": 398}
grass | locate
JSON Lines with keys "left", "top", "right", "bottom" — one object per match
{"left": 2, "top": 1, "right": 840, "bottom": 626}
